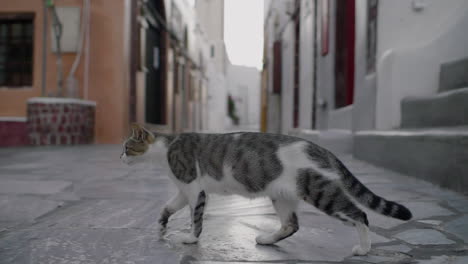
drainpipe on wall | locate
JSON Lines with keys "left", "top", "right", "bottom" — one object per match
{"left": 311, "top": 0, "right": 318, "bottom": 129}
{"left": 41, "top": 0, "right": 49, "bottom": 97}
{"left": 49, "top": 3, "right": 64, "bottom": 97}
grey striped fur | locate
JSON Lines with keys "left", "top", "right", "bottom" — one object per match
{"left": 193, "top": 191, "right": 206, "bottom": 238}
{"left": 163, "top": 132, "right": 411, "bottom": 222}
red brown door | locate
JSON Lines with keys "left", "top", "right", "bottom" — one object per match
{"left": 293, "top": 0, "right": 301, "bottom": 127}
{"left": 334, "top": 0, "right": 355, "bottom": 108}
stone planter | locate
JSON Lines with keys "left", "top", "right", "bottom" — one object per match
{"left": 27, "top": 97, "right": 96, "bottom": 145}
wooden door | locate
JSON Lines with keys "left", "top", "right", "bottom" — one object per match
{"left": 334, "top": 0, "right": 355, "bottom": 108}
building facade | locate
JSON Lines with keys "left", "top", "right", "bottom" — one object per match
{"left": 262, "top": 0, "right": 468, "bottom": 134}
{"left": 195, "top": 0, "right": 229, "bottom": 132}
{"left": 0, "top": 0, "right": 228, "bottom": 145}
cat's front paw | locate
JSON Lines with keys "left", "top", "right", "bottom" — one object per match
{"left": 172, "top": 234, "right": 199, "bottom": 244}
{"left": 158, "top": 209, "right": 171, "bottom": 229}
{"left": 158, "top": 217, "right": 168, "bottom": 230}
{"left": 352, "top": 245, "right": 370, "bottom": 256}
{"left": 255, "top": 234, "right": 276, "bottom": 245}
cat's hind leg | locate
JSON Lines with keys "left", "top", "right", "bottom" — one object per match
{"left": 256, "top": 199, "right": 299, "bottom": 245}
{"left": 319, "top": 194, "right": 371, "bottom": 255}
{"left": 351, "top": 221, "right": 371, "bottom": 256}
{"left": 159, "top": 191, "right": 188, "bottom": 229}
{"left": 298, "top": 169, "right": 371, "bottom": 255}
{"left": 333, "top": 203, "right": 371, "bottom": 256}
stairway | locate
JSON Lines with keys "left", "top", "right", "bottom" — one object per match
{"left": 401, "top": 87, "right": 468, "bottom": 128}
{"left": 354, "top": 127, "right": 468, "bottom": 194}
{"left": 354, "top": 74, "right": 468, "bottom": 194}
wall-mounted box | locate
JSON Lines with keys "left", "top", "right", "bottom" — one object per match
{"left": 51, "top": 7, "right": 81, "bottom": 53}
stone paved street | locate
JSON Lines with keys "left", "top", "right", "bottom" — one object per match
{"left": 0, "top": 145, "right": 467, "bottom": 263}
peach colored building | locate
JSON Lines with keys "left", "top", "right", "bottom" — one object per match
{"left": 0, "top": 0, "right": 134, "bottom": 144}
{"left": 0, "top": 0, "right": 215, "bottom": 145}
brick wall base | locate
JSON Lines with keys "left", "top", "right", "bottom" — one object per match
{"left": 0, "top": 119, "right": 28, "bottom": 147}
{"left": 27, "top": 98, "right": 96, "bottom": 145}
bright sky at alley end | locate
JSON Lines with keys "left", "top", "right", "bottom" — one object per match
{"left": 225, "top": 0, "right": 264, "bottom": 69}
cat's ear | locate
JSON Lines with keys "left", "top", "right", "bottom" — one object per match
{"left": 130, "top": 123, "right": 143, "bottom": 140}
{"left": 141, "top": 126, "right": 156, "bottom": 144}
{"left": 130, "top": 123, "right": 155, "bottom": 143}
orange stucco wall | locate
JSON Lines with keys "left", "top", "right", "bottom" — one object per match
{"left": 0, "top": 0, "right": 130, "bottom": 144}
{"left": 0, "top": 0, "right": 43, "bottom": 117}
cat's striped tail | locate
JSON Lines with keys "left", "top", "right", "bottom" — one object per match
{"left": 335, "top": 159, "right": 412, "bottom": 221}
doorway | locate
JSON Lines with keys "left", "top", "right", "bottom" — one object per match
{"left": 334, "top": 0, "right": 355, "bottom": 108}
{"left": 145, "top": 23, "right": 166, "bottom": 124}
{"left": 292, "top": 0, "right": 301, "bottom": 128}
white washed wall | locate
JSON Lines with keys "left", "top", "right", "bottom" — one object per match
{"left": 376, "top": 0, "right": 468, "bottom": 129}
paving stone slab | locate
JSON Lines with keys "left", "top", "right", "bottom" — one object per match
{"left": 0, "top": 173, "right": 48, "bottom": 181}
{"left": 0, "top": 162, "right": 49, "bottom": 171}
{"left": 452, "top": 256, "right": 468, "bottom": 264}
{"left": 394, "top": 229, "right": 455, "bottom": 245}
{"left": 417, "top": 255, "right": 468, "bottom": 264}
{"left": 405, "top": 201, "right": 454, "bottom": 220}
{"left": 0, "top": 221, "right": 18, "bottom": 233}
{"left": 190, "top": 262, "right": 279, "bottom": 264}
{"left": 34, "top": 199, "right": 174, "bottom": 230}
{"left": 0, "top": 196, "right": 62, "bottom": 222}
{"left": 367, "top": 185, "right": 435, "bottom": 202}
{"left": 416, "top": 185, "right": 468, "bottom": 201}
{"left": 376, "top": 244, "right": 412, "bottom": 253}
{"left": 0, "top": 180, "right": 72, "bottom": 195}
{"left": 350, "top": 250, "right": 410, "bottom": 264}
{"left": 0, "top": 227, "right": 181, "bottom": 264}
{"left": 443, "top": 215, "right": 468, "bottom": 243}
{"left": 418, "top": 220, "right": 443, "bottom": 226}
{"left": 76, "top": 179, "right": 177, "bottom": 199}
{"left": 165, "top": 214, "right": 369, "bottom": 262}
{"left": 367, "top": 210, "right": 407, "bottom": 229}
{"left": 446, "top": 199, "right": 468, "bottom": 213}
{"left": 1, "top": 145, "right": 466, "bottom": 263}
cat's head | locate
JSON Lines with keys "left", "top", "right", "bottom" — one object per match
{"left": 120, "top": 123, "right": 157, "bottom": 166}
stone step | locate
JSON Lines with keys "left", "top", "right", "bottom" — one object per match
{"left": 401, "top": 87, "right": 468, "bottom": 128}
{"left": 290, "top": 129, "right": 353, "bottom": 154}
{"left": 354, "top": 127, "right": 468, "bottom": 194}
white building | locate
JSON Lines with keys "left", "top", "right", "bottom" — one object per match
{"left": 195, "top": 0, "right": 230, "bottom": 132}
{"left": 263, "top": 0, "right": 468, "bottom": 133}
{"left": 262, "top": 0, "right": 468, "bottom": 192}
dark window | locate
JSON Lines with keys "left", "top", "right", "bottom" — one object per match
{"left": 210, "top": 45, "right": 215, "bottom": 58}
{"left": 0, "top": 13, "right": 34, "bottom": 87}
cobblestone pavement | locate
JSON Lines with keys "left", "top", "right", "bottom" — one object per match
{"left": 0, "top": 145, "right": 467, "bottom": 263}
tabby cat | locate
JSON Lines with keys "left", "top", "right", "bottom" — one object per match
{"left": 120, "top": 124, "right": 412, "bottom": 256}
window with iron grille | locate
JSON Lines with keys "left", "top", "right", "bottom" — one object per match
{"left": 0, "top": 13, "right": 34, "bottom": 87}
